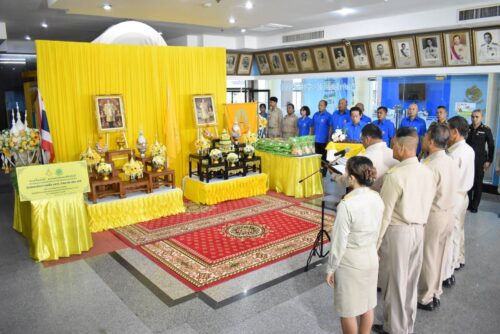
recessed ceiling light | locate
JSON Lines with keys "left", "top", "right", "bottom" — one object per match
{"left": 41, "top": 22, "right": 48, "bottom": 28}
{"left": 25, "top": 35, "right": 31, "bottom": 40}
{"left": 203, "top": 2, "right": 212, "bottom": 7}
{"left": 103, "top": 3, "right": 112, "bottom": 11}
{"left": 229, "top": 16, "right": 236, "bottom": 24}
{"left": 334, "top": 8, "right": 356, "bottom": 16}
{"left": 241, "top": 28, "right": 247, "bottom": 33}
{"left": 245, "top": 1, "right": 253, "bottom": 10}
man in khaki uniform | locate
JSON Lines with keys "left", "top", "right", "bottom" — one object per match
{"left": 282, "top": 103, "right": 298, "bottom": 140}
{"left": 417, "top": 124, "right": 458, "bottom": 311}
{"left": 329, "top": 124, "right": 397, "bottom": 192}
{"left": 442, "top": 116, "right": 475, "bottom": 287}
{"left": 373, "top": 127, "right": 436, "bottom": 334}
{"left": 266, "top": 96, "right": 283, "bottom": 138}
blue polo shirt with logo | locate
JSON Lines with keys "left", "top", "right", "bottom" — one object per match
{"left": 331, "top": 110, "right": 351, "bottom": 131}
{"left": 345, "top": 121, "right": 367, "bottom": 142}
{"left": 312, "top": 111, "right": 332, "bottom": 143}
{"left": 373, "top": 118, "right": 395, "bottom": 147}
{"left": 361, "top": 114, "right": 372, "bottom": 123}
{"left": 400, "top": 116, "right": 427, "bottom": 154}
{"left": 297, "top": 116, "right": 313, "bottom": 136}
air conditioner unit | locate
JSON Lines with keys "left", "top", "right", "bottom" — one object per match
{"left": 282, "top": 30, "right": 325, "bottom": 44}
{"left": 458, "top": 4, "right": 500, "bottom": 22}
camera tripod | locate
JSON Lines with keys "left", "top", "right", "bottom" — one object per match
{"left": 304, "top": 200, "right": 330, "bottom": 271}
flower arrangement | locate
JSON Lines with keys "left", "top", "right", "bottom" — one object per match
{"left": 243, "top": 144, "right": 255, "bottom": 157}
{"left": 258, "top": 116, "right": 268, "bottom": 130}
{"left": 209, "top": 148, "right": 222, "bottom": 163}
{"left": 80, "top": 146, "right": 102, "bottom": 171}
{"left": 194, "top": 138, "right": 211, "bottom": 155}
{"left": 331, "top": 129, "right": 346, "bottom": 143}
{"left": 226, "top": 152, "right": 239, "bottom": 166}
{"left": 246, "top": 131, "right": 257, "bottom": 145}
{"left": 96, "top": 159, "right": 113, "bottom": 180}
{"left": 151, "top": 140, "right": 167, "bottom": 158}
{"left": 1, "top": 127, "right": 41, "bottom": 169}
{"left": 122, "top": 157, "right": 144, "bottom": 181}
{"left": 152, "top": 155, "right": 166, "bottom": 171}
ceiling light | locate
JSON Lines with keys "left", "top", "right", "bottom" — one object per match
{"left": 203, "top": 2, "right": 212, "bottom": 7}
{"left": 241, "top": 28, "right": 247, "bottom": 33}
{"left": 103, "top": 3, "right": 112, "bottom": 11}
{"left": 229, "top": 16, "right": 236, "bottom": 24}
{"left": 25, "top": 35, "right": 31, "bottom": 40}
{"left": 245, "top": 1, "right": 253, "bottom": 9}
{"left": 41, "top": 22, "right": 48, "bottom": 29}
{"left": 334, "top": 8, "right": 356, "bottom": 16}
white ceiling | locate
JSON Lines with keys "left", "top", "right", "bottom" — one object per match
{"left": 49, "top": 0, "right": 485, "bottom": 32}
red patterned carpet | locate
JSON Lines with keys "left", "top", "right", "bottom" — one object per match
{"left": 112, "top": 193, "right": 333, "bottom": 290}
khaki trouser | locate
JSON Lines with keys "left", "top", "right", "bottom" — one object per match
{"left": 418, "top": 210, "right": 453, "bottom": 304}
{"left": 444, "top": 193, "right": 468, "bottom": 279}
{"left": 379, "top": 224, "right": 424, "bottom": 334}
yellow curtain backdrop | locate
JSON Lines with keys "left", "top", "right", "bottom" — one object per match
{"left": 36, "top": 41, "right": 226, "bottom": 185}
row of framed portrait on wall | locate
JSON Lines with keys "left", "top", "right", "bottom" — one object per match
{"left": 226, "top": 27, "right": 500, "bottom": 75}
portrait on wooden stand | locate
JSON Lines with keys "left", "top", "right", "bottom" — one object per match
{"left": 193, "top": 95, "right": 217, "bottom": 127}
{"left": 95, "top": 95, "right": 126, "bottom": 133}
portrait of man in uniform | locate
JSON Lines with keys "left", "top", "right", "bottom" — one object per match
{"left": 297, "top": 49, "right": 315, "bottom": 71}
{"left": 237, "top": 54, "right": 253, "bottom": 75}
{"left": 283, "top": 51, "right": 299, "bottom": 73}
{"left": 268, "top": 52, "right": 285, "bottom": 73}
{"left": 256, "top": 54, "right": 271, "bottom": 74}
{"left": 226, "top": 53, "right": 238, "bottom": 74}
{"left": 392, "top": 37, "right": 417, "bottom": 68}
{"left": 474, "top": 29, "right": 500, "bottom": 64}
{"left": 95, "top": 95, "right": 126, "bottom": 132}
{"left": 351, "top": 42, "right": 371, "bottom": 69}
{"left": 330, "top": 45, "right": 351, "bottom": 70}
{"left": 444, "top": 31, "right": 472, "bottom": 66}
{"left": 193, "top": 95, "right": 217, "bottom": 127}
{"left": 370, "top": 40, "right": 393, "bottom": 69}
{"left": 313, "top": 47, "right": 332, "bottom": 71}
{"left": 416, "top": 34, "right": 443, "bottom": 67}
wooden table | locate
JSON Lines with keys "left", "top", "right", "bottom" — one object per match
{"left": 89, "top": 176, "right": 124, "bottom": 203}
{"left": 144, "top": 168, "right": 175, "bottom": 189}
{"left": 122, "top": 178, "right": 152, "bottom": 196}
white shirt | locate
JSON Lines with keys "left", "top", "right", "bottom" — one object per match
{"left": 327, "top": 187, "right": 384, "bottom": 273}
{"left": 331, "top": 141, "right": 398, "bottom": 192}
{"left": 447, "top": 140, "right": 475, "bottom": 194}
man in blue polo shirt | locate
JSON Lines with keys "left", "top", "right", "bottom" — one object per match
{"left": 331, "top": 98, "right": 350, "bottom": 131}
{"left": 373, "top": 106, "right": 395, "bottom": 147}
{"left": 400, "top": 103, "right": 427, "bottom": 155}
{"left": 345, "top": 106, "right": 366, "bottom": 142}
{"left": 312, "top": 100, "right": 332, "bottom": 166}
{"left": 355, "top": 102, "right": 372, "bottom": 123}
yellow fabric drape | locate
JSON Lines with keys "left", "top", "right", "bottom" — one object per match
{"left": 257, "top": 151, "right": 323, "bottom": 198}
{"left": 86, "top": 188, "right": 185, "bottom": 232}
{"left": 13, "top": 192, "right": 93, "bottom": 262}
{"left": 183, "top": 174, "right": 268, "bottom": 205}
{"left": 36, "top": 41, "right": 227, "bottom": 186}
{"left": 325, "top": 142, "right": 365, "bottom": 158}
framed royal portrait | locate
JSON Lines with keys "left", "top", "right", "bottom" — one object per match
{"left": 193, "top": 95, "right": 217, "bottom": 127}
{"left": 473, "top": 28, "right": 500, "bottom": 65}
{"left": 282, "top": 51, "right": 299, "bottom": 73}
{"left": 255, "top": 53, "right": 271, "bottom": 74}
{"left": 237, "top": 54, "right": 253, "bottom": 75}
{"left": 312, "top": 46, "right": 332, "bottom": 72}
{"left": 350, "top": 42, "right": 371, "bottom": 70}
{"left": 391, "top": 36, "right": 418, "bottom": 68}
{"left": 95, "top": 95, "right": 126, "bottom": 133}
{"left": 268, "top": 52, "right": 285, "bottom": 74}
{"left": 226, "top": 53, "right": 239, "bottom": 75}
{"left": 443, "top": 31, "right": 472, "bottom": 66}
{"left": 416, "top": 34, "right": 444, "bottom": 67}
{"left": 329, "top": 45, "right": 351, "bottom": 71}
{"left": 297, "top": 49, "right": 315, "bottom": 72}
{"left": 369, "top": 39, "right": 394, "bottom": 69}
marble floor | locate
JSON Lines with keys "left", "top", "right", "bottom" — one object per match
{"left": 1, "top": 174, "right": 499, "bottom": 334}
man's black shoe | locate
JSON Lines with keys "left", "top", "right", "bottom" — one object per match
{"left": 372, "top": 324, "right": 389, "bottom": 334}
{"left": 433, "top": 297, "right": 441, "bottom": 308}
{"left": 418, "top": 302, "right": 435, "bottom": 311}
{"left": 443, "top": 278, "right": 452, "bottom": 288}
{"left": 450, "top": 275, "right": 456, "bottom": 285}
{"left": 470, "top": 208, "right": 478, "bottom": 213}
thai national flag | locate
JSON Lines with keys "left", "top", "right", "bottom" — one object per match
{"left": 37, "top": 91, "right": 55, "bottom": 163}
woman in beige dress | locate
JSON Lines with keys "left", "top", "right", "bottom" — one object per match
{"left": 326, "top": 156, "right": 384, "bottom": 334}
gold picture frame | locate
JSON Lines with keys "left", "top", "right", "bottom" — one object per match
{"left": 369, "top": 39, "right": 394, "bottom": 69}
{"left": 443, "top": 30, "right": 472, "bottom": 66}
{"left": 297, "top": 49, "right": 315, "bottom": 72}
{"left": 226, "top": 53, "right": 239, "bottom": 75}
{"left": 350, "top": 42, "right": 371, "bottom": 70}
{"left": 95, "top": 95, "right": 126, "bottom": 133}
{"left": 312, "top": 46, "right": 332, "bottom": 72}
{"left": 268, "top": 52, "right": 285, "bottom": 74}
{"left": 473, "top": 27, "right": 500, "bottom": 65}
{"left": 416, "top": 33, "right": 444, "bottom": 67}
{"left": 391, "top": 36, "right": 418, "bottom": 68}
{"left": 255, "top": 53, "right": 271, "bottom": 74}
{"left": 193, "top": 95, "right": 217, "bottom": 127}
{"left": 282, "top": 50, "right": 300, "bottom": 73}
{"left": 237, "top": 54, "right": 253, "bottom": 75}
{"left": 329, "top": 44, "right": 351, "bottom": 71}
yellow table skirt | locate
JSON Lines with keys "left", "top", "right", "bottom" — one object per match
{"left": 183, "top": 173, "right": 268, "bottom": 205}
{"left": 256, "top": 151, "right": 323, "bottom": 198}
{"left": 13, "top": 192, "right": 93, "bottom": 262}
{"left": 325, "top": 142, "right": 365, "bottom": 158}
{"left": 86, "top": 188, "right": 185, "bottom": 232}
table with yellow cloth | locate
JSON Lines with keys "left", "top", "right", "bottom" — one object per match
{"left": 256, "top": 151, "right": 323, "bottom": 198}
{"left": 183, "top": 173, "right": 268, "bottom": 205}
{"left": 86, "top": 187, "right": 185, "bottom": 232}
{"left": 325, "top": 142, "right": 365, "bottom": 158}
{"left": 13, "top": 191, "right": 93, "bottom": 262}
